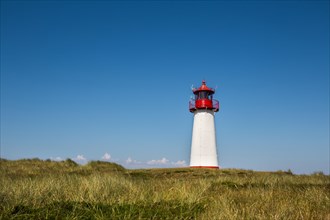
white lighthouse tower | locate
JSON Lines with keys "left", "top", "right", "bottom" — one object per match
{"left": 189, "top": 80, "right": 219, "bottom": 168}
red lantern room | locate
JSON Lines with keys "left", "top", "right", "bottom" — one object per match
{"left": 189, "top": 80, "right": 219, "bottom": 112}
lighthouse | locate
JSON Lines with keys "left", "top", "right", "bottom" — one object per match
{"left": 189, "top": 80, "right": 219, "bottom": 168}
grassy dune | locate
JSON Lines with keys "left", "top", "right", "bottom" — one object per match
{"left": 0, "top": 159, "right": 329, "bottom": 219}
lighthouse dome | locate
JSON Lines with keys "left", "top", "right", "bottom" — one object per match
{"left": 193, "top": 80, "right": 215, "bottom": 94}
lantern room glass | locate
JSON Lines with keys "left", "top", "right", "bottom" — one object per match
{"left": 195, "top": 91, "right": 213, "bottom": 100}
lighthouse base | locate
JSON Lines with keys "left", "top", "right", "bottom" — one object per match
{"left": 190, "top": 109, "right": 219, "bottom": 168}
{"left": 190, "top": 166, "right": 219, "bottom": 169}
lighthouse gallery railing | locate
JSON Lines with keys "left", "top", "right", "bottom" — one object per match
{"left": 189, "top": 99, "right": 219, "bottom": 112}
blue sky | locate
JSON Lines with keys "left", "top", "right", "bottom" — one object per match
{"left": 1, "top": 0, "right": 329, "bottom": 174}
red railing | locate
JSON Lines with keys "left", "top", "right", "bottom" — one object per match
{"left": 189, "top": 99, "right": 219, "bottom": 112}
{"left": 189, "top": 100, "right": 195, "bottom": 112}
{"left": 213, "top": 99, "right": 219, "bottom": 112}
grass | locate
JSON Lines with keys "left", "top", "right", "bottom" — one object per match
{"left": 0, "top": 158, "right": 329, "bottom": 219}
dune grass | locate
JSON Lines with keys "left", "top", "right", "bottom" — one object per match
{"left": 0, "top": 158, "right": 329, "bottom": 219}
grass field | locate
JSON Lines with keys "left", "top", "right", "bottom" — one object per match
{"left": 0, "top": 158, "right": 329, "bottom": 219}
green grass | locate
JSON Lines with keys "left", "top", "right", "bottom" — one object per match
{"left": 0, "top": 158, "right": 329, "bottom": 219}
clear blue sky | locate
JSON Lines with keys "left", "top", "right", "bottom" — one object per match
{"left": 1, "top": 0, "right": 329, "bottom": 174}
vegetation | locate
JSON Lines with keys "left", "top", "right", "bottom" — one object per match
{"left": 1, "top": 158, "right": 329, "bottom": 219}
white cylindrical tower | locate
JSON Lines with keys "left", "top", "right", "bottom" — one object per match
{"left": 189, "top": 80, "right": 219, "bottom": 168}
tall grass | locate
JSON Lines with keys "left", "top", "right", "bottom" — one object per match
{"left": 0, "top": 158, "right": 329, "bottom": 219}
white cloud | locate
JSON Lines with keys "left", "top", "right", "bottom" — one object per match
{"left": 171, "top": 160, "right": 187, "bottom": 167}
{"left": 76, "top": 155, "right": 86, "bottom": 161}
{"left": 147, "top": 157, "right": 169, "bottom": 165}
{"left": 101, "top": 152, "right": 111, "bottom": 161}
{"left": 126, "top": 157, "right": 133, "bottom": 164}
{"left": 50, "top": 156, "right": 63, "bottom": 161}
{"left": 125, "top": 157, "right": 141, "bottom": 164}
{"left": 73, "top": 154, "right": 87, "bottom": 163}
{"left": 120, "top": 157, "right": 187, "bottom": 169}
{"left": 124, "top": 156, "right": 170, "bottom": 169}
